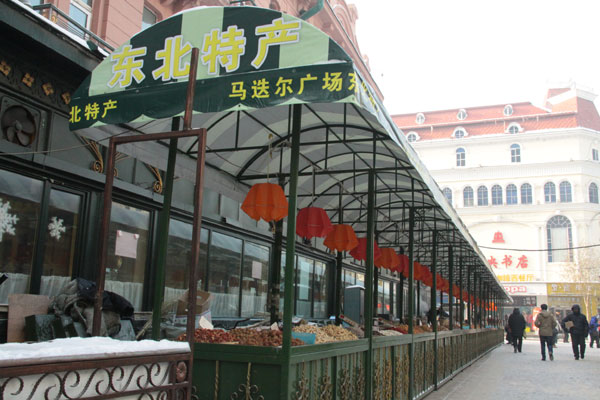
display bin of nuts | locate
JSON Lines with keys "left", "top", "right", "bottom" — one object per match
{"left": 191, "top": 325, "right": 368, "bottom": 400}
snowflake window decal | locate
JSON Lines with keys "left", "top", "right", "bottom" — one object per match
{"left": 0, "top": 199, "right": 18, "bottom": 242}
{"left": 48, "top": 216, "right": 66, "bottom": 240}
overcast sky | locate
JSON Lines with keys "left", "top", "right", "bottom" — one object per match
{"left": 348, "top": 0, "right": 600, "bottom": 115}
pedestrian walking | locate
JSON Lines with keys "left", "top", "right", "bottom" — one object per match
{"left": 589, "top": 308, "right": 600, "bottom": 348}
{"left": 534, "top": 304, "right": 557, "bottom": 361}
{"left": 562, "top": 304, "right": 589, "bottom": 360}
{"left": 508, "top": 307, "right": 526, "bottom": 353}
{"left": 561, "top": 310, "right": 571, "bottom": 343}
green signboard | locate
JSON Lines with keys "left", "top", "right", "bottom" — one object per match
{"left": 68, "top": 6, "right": 382, "bottom": 131}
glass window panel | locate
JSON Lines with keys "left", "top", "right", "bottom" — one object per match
{"left": 356, "top": 273, "right": 365, "bottom": 288}
{"left": 241, "top": 242, "right": 269, "bottom": 317}
{"left": 40, "top": 190, "right": 81, "bottom": 298}
{"left": 208, "top": 232, "right": 242, "bottom": 317}
{"left": 521, "top": 183, "right": 532, "bottom": 204}
{"left": 477, "top": 186, "right": 488, "bottom": 206}
{"left": 378, "top": 280, "right": 384, "bottom": 314}
{"left": 463, "top": 186, "right": 473, "bottom": 207}
{"left": 164, "top": 221, "right": 208, "bottom": 307}
{"left": 141, "top": 7, "right": 157, "bottom": 31}
{"left": 589, "top": 183, "right": 599, "bottom": 204}
{"left": 344, "top": 269, "right": 356, "bottom": 287}
{"left": 544, "top": 182, "right": 556, "bottom": 203}
{"left": 68, "top": 3, "right": 88, "bottom": 37}
{"left": 491, "top": 185, "right": 503, "bottom": 205}
{"left": 559, "top": 181, "right": 572, "bottom": 203}
{"left": 105, "top": 203, "right": 150, "bottom": 311}
{"left": 442, "top": 188, "right": 452, "bottom": 204}
{"left": 547, "top": 216, "right": 573, "bottom": 263}
{"left": 0, "top": 170, "right": 43, "bottom": 303}
{"left": 313, "top": 261, "right": 328, "bottom": 318}
{"left": 506, "top": 184, "right": 518, "bottom": 205}
{"left": 296, "top": 256, "right": 313, "bottom": 317}
{"left": 383, "top": 281, "right": 391, "bottom": 314}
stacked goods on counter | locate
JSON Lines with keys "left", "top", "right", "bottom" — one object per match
{"left": 379, "top": 330, "right": 403, "bottom": 336}
{"left": 177, "top": 328, "right": 304, "bottom": 346}
{"left": 293, "top": 324, "right": 359, "bottom": 343}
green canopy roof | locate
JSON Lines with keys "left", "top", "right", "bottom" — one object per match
{"left": 69, "top": 6, "right": 509, "bottom": 300}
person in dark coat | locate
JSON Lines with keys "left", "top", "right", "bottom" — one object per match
{"left": 562, "top": 304, "right": 589, "bottom": 360}
{"left": 508, "top": 307, "right": 526, "bottom": 353}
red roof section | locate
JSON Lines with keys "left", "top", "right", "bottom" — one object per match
{"left": 393, "top": 88, "right": 600, "bottom": 140}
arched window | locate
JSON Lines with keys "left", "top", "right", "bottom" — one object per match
{"left": 590, "top": 183, "right": 599, "bottom": 204}
{"left": 559, "top": 181, "right": 572, "bottom": 203}
{"left": 544, "top": 182, "right": 556, "bottom": 203}
{"left": 503, "top": 105, "right": 513, "bottom": 116}
{"left": 546, "top": 215, "right": 573, "bottom": 262}
{"left": 491, "top": 185, "right": 503, "bottom": 205}
{"left": 457, "top": 109, "right": 467, "bottom": 120}
{"left": 520, "top": 183, "right": 532, "bottom": 204}
{"left": 442, "top": 188, "right": 452, "bottom": 204}
{"left": 456, "top": 148, "right": 465, "bottom": 167}
{"left": 407, "top": 132, "right": 418, "bottom": 143}
{"left": 453, "top": 128, "right": 467, "bottom": 139}
{"left": 506, "top": 184, "right": 518, "bottom": 204}
{"left": 416, "top": 113, "right": 425, "bottom": 124}
{"left": 507, "top": 123, "right": 521, "bottom": 134}
{"left": 477, "top": 185, "right": 488, "bottom": 206}
{"left": 463, "top": 186, "right": 474, "bottom": 207}
{"left": 510, "top": 144, "right": 521, "bottom": 163}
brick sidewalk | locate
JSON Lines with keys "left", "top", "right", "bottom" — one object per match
{"left": 425, "top": 338, "right": 598, "bottom": 400}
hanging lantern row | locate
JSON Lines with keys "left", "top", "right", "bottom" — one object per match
{"left": 296, "top": 207, "right": 333, "bottom": 239}
{"left": 241, "top": 183, "right": 288, "bottom": 222}
{"left": 242, "top": 184, "right": 494, "bottom": 306}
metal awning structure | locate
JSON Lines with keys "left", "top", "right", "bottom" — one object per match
{"left": 69, "top": 6, "right": 509, "bottom": 302}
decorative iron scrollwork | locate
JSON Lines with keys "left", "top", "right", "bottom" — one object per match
{"left": 293, "top": 362, "right": 309, "bottom": 400}
{"left": 230, "top": 363, "right": 263, "bottom": 400}
{"left": 145, "top": 164, "right": 164, "bottom": 194}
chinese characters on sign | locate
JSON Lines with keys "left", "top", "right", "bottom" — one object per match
{"left": 108, "top": 18, "right": 301, "bottom": 90}
{"left": 489, "top": 254, "right": 533, "bottom": 282}
{"left": 227, "top": 72, "right": 356, "bottom": 100}
{"left": 70, "top": 99, "right": 118, "bottom": 123}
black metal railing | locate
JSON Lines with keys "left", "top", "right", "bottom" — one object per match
{"left": 31, "top": 3, "right": 114, "bottom": 53}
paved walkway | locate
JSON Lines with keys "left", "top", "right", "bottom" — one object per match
{"left": 426, "top": 338, "right": 598, "bottom": 400}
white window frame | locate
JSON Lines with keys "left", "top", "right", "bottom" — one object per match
{"left": 510, "top": 143, "right": 521, "bottom": 163}
{"left": 506, "top": 122, "right": 521, "bottom": 134}
{"left": 406, "top": 131, "right": 420, "bottom": 143}
{"left": 503, "top": 104, "right": 514, "bottom": 116}
{"left": 70, "top": 0, "right": 92, "bottom": 29}
{"left": 452, "top": 127, "right": 468, "bottom": 139}
{"left": 415, "top": 113, "right": 425, "bottom": 124}
{"left": 456, "top": 147, "right": 466, "bottom": 167}
{"left": 593, "top": 148, "right": 599, "bottom": 161}
{"left": 457, "top": 109, "right": 467, "bottom": 120}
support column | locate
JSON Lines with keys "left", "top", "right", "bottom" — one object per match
{"left": 151, "top": 118, "right": 179, "bottom": 339}
{"left": 335, "top": 184, "right": 344, "bottom": 325}
{"left": 431, "top": 231, "right": 438, "bottom": 389}
{"left": 281, "top": 104, "right": 302, "bottom": 399}
{"left": 448, "top": 246, "right": 454, "bottom": 330}
{"left": 269, "top": 175, "right": 285, "bottom": 324}
{"left": 364, "top": 169, "right": 376, "bottom": 400}
{"left": 399, "top": 275, "right": 404, "bottom": 321}
{"left": 407, "top": 207, "right": 415, "bottom": 400}
{"left": 467, "top": 265, "right": 472, "bottom": 328}
{"left": 459, "top": 256, "right": 464, "bottom": 330}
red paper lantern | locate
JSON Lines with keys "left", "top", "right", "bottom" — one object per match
{"left": 398, "top": 254, "right": 409, "bottom": 277}
{"left": 323, "top": 224, "right": 359, "bottom": 252}
{"left": 350, "top": 237, "right": 382, "bottom": 262}
{"left": 241, "top": 183, "right": 288, "bottom": 222}
{"left": 375, "top": 248, "right": 401, "bottom": 270}
{"left": 296, "top": 207, "right": 333, "bottom": 239}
